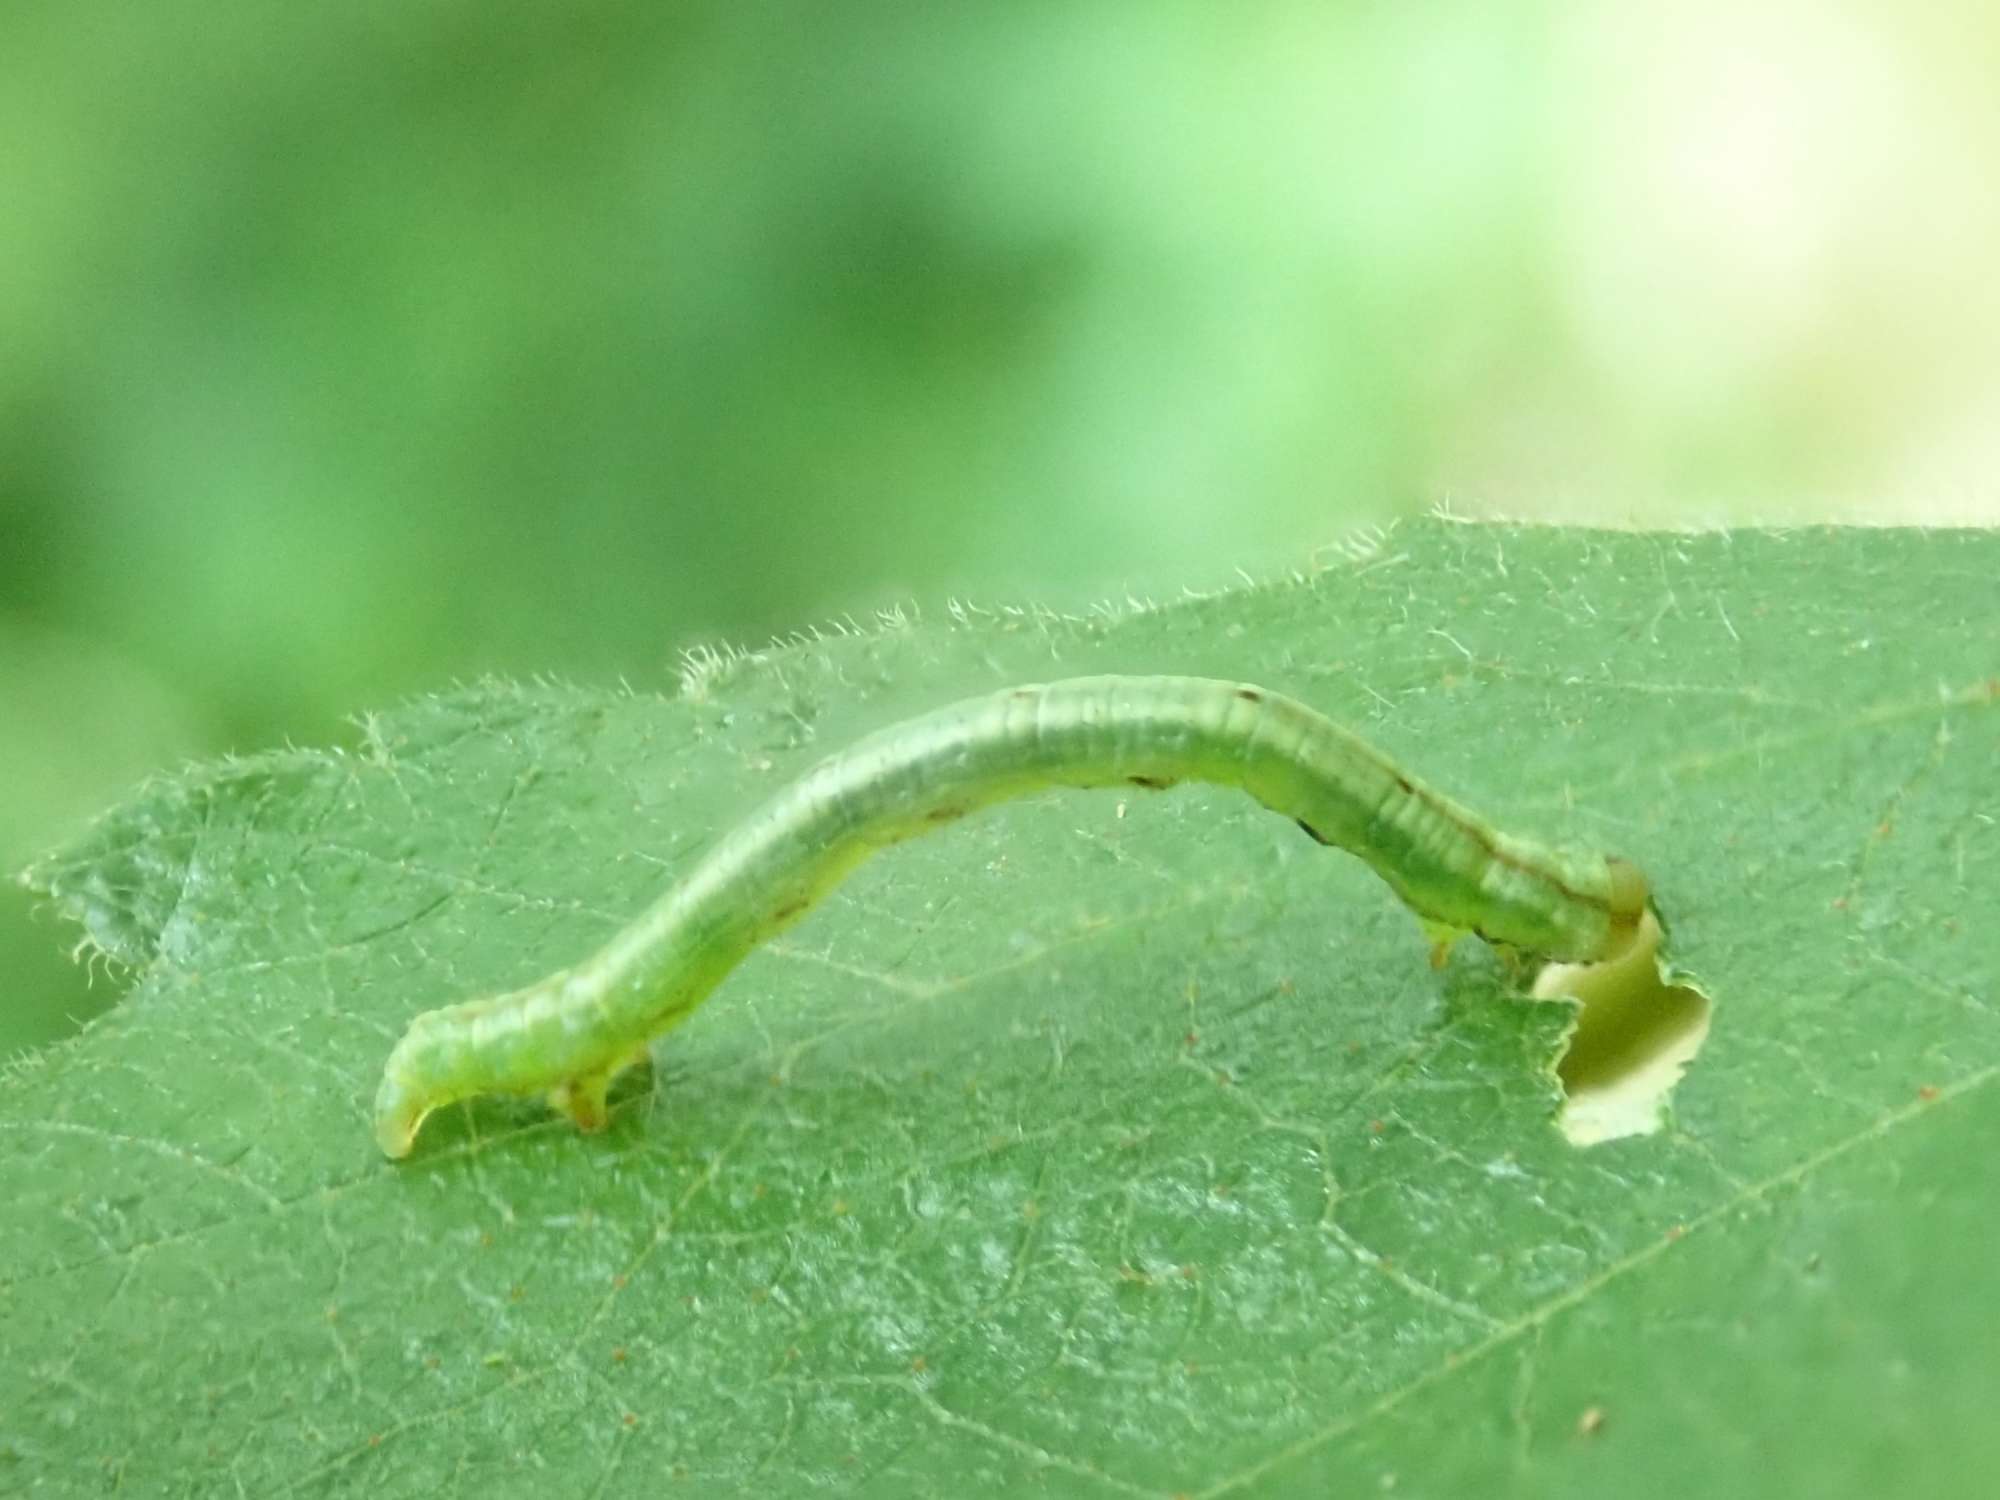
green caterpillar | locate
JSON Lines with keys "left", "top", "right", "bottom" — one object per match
{"left": 375, "top": 676, "right": 1650, "bottom": 1158}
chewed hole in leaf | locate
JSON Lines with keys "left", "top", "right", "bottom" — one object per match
{"left": 1531, "top": 910, "right": 1712, "bottom": 1147}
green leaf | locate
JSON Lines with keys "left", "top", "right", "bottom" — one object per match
{"left": 6, "top": 521, "right": 1995, "bottom": 1496}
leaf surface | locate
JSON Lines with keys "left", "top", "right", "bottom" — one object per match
{"left": 6, "top": 522, "right": 1996, "bottom": 1496}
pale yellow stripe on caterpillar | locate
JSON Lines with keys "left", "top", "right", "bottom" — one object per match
{"left": 374, "top": 676, "right": 1651, "bottom": 1158}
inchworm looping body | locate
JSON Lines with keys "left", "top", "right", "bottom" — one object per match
{"left": 375, "top": 676, "right": 1649, "bottom": 1157}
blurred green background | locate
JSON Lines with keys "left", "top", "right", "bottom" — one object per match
{"left": 5, "top": 2, "right": 1998, "bottom": 1054}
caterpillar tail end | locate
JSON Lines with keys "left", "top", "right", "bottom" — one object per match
{"left": 374, "top": 1072, "right": 431, "bottom": 1161}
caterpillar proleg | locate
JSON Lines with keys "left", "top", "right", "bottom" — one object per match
{"left": 375, "top": 676, "right": 1650, "bottom": 1158}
